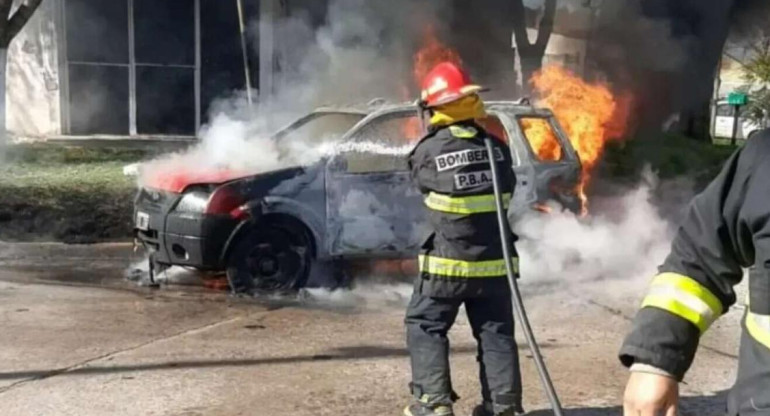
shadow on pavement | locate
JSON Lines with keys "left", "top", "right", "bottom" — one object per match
{"left": 527, "top": 391, "right": 728, "bottom": 416}
{"left": 0, "top": 342, "right": 565, "bottom": 381}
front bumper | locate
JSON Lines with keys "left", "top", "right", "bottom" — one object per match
{"left": 135, "top": 214, "right": 238, "bottom": 270}
{"left": 134, "top": 189, "right": 239, "bottom": 270}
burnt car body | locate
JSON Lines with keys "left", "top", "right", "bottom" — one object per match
{"left": 134, "top": 100, "right": 581, "bottom": 291}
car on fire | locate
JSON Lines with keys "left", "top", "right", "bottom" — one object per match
{"left": 133, "top": 100, "right": 582, "bottom": 292}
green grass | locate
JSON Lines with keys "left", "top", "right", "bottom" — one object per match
{"left": 0, "top": 162, "right": 134, "bottom": 190}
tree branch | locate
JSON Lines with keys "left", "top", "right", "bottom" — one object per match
{"left": 511, "top": 0, "right": 532, "bottom": 54}
{"left": 2, "top": 0, "right": 43, "bottom": 47}
{"left": 534, "top": 0, "right": 556, "bottom": 53}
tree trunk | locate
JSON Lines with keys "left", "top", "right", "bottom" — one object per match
{"left": 519, "top": 53, "right": 543, "bottom": 95}
{"left": 511, "top": 0, "right": 556, "bottom": 95}
{"left": 0, "top": 48, "right": 7, "bottom": 156}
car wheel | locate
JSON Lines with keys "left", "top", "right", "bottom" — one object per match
{"left": 226, "top": 222, "right": 311, "bottom": 294}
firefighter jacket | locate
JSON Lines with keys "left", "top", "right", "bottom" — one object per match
{"left": 620, "top": 130, "right": 770, "bottom": 416}
{"left": 408, "top": 121, "right": 518, "bottom": 298}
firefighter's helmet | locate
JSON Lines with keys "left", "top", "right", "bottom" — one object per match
{"left": 420, "top": 62, "right": 486, "bottom": 108}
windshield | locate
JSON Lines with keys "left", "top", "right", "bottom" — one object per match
{"left": 276, "top": 112, "right": 365, "bottom": 143}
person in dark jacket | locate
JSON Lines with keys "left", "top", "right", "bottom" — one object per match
{"left": 403, "top": 62, "right": 524, "bottom": 416}
{"left": 620, "top": 129, "right": 770, "bottom": 416}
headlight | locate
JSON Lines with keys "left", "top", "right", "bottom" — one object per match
{"left": 175, "top": 191, "right": 211, "bottom": 213}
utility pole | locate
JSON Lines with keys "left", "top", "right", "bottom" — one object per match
{"left": 236, "top": 0, "right": 253, "bottom": 108}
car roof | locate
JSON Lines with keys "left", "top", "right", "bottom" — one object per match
{"left": 311, "top": 98, "right": 554, "bottom": 118}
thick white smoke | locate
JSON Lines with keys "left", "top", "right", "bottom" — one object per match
{"left": 516, "top": 172, "right": 684, "bottom": 301}
{"left": 137, "top": 101, "right": 342, "bottom": 186}
{"left": 127, "top": 0, "right": 702, "bottom": 311}
{"left": 135, "top": 0, "right": 440, "bottom": 188}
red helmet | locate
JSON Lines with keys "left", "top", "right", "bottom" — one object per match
{"left": 420, "top": 62, "right": 486, "bottom": 108}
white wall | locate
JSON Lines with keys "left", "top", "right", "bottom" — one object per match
{"left": 6, "top": 0, "right": 61, "bottom": 138}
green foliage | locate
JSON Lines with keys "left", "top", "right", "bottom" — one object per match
{"left": 601, "top": 133, "right": 735, "bottom": 189}
{"left": 741, "top": 38, "right": 770, "bottom": 125}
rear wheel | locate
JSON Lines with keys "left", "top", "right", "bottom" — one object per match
{"left": 226, "top": 221, "right": 312, "bottom": 294}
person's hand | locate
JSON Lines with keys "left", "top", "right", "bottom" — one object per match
{"left": 623, "top": 371, "right": 679, "bottom": 416}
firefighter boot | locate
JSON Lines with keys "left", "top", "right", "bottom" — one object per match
{"left": 471, "top": 402, "right": 526, "bottom": 416}
{"left": 404, "top": 395, "right": 454, "bottom": 416}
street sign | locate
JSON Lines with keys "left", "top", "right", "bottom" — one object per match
{"left": 728, "top": 92, "right": 748, "bottom": 106}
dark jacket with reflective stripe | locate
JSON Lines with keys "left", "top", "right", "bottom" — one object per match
{"left": 408, "top": 121, "right": 517, "bottom": 298}
{"left": 619, "top": 130, "right": 770, "bottom": 415}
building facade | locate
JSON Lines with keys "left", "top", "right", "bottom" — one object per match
{"left": 7, "top": 0, "right": 280, "bottom": 138}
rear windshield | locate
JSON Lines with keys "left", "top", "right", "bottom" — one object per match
{"left": 518, "top": 117, "right": 564, "bottom": 162}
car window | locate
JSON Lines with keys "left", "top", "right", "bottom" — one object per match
{"left": 340, "top": 114, "right": 423, "bottom": 173}
{"left": 518, "top": 117, "right": 564, "bottom": 162}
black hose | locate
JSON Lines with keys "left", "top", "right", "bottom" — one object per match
{"left": 484, "top": 138, "right": 565, "bottom": 416}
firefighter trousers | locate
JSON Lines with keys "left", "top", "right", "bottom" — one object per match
{"left": 405, "top": 293, "right": 523, "bottom": 410}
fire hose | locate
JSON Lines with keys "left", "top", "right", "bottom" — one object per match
{"left": 484, "top": 137, "right": 565, "bottom": 416}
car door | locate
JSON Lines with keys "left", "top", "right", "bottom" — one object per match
{"left": 325, "top": 111, "right": 427, "bottom": 258}
{"left": 484, "top": 108, "right": 582, "bottom": 216}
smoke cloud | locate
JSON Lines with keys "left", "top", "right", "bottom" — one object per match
{"left": 129, "top": 1, "right": 711, "bottom": 311}
{"left": 137, "top": 0, "right": 443, "bottom": 187}
{"left": 515, "top": 170, "right": 690, "bottom": 300}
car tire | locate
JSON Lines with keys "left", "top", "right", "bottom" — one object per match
{"left": 225, "top": 220, "right": 312, "bottom": 295}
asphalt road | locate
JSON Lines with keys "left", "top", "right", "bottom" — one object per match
{"left": 0, "top": 243, "right": 741, "bottom": 416}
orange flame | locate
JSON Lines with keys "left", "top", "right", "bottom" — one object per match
{"left": 405, "top": 25, "right": 461, "bottom": 140}
{"left": 403, "top": 117, "right": 423, "bottom": 141}
{"left": 520, "top": 118, "right": 562, "bottom": 161}
{"left": 526, "top": 65, "right": 631, "bottom": 212}
{"left": 413, "top": 25, "right": 462, "bottom": 89}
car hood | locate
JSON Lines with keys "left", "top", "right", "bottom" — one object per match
{"left": 142, "top": 167, "right": 257, "bottom": 193}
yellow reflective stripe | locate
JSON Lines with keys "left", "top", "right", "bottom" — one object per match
{"left": 424, "top": 192, "right": 511, "bottom": 214}
{"left": 641, "top": 273, "right": 724, "bottom": 333}
{"left": 449, "top": 125, "right": 478, "bottom": 138}
{"left": 419, "top": 255, "right": 519, "bottom": 278}
{"left": 746, "top": 312, "right": 770, "bottom": 350}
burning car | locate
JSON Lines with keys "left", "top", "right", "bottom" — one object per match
{"left": 133, "top": 99, "right": 581, "bottom": 292}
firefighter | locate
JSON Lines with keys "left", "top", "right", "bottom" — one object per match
{"left": 620, "top": 129, "right": 770, "bottom": 416}
{"left": 404, "top": 62, "right": 524, "bottom": 416}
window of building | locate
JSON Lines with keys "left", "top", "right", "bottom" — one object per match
{"left": 63, "top": 0, "right": 260, "bottom": 136}
{"left": 65, "top": 0, "right": 130, "bottom": 134}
